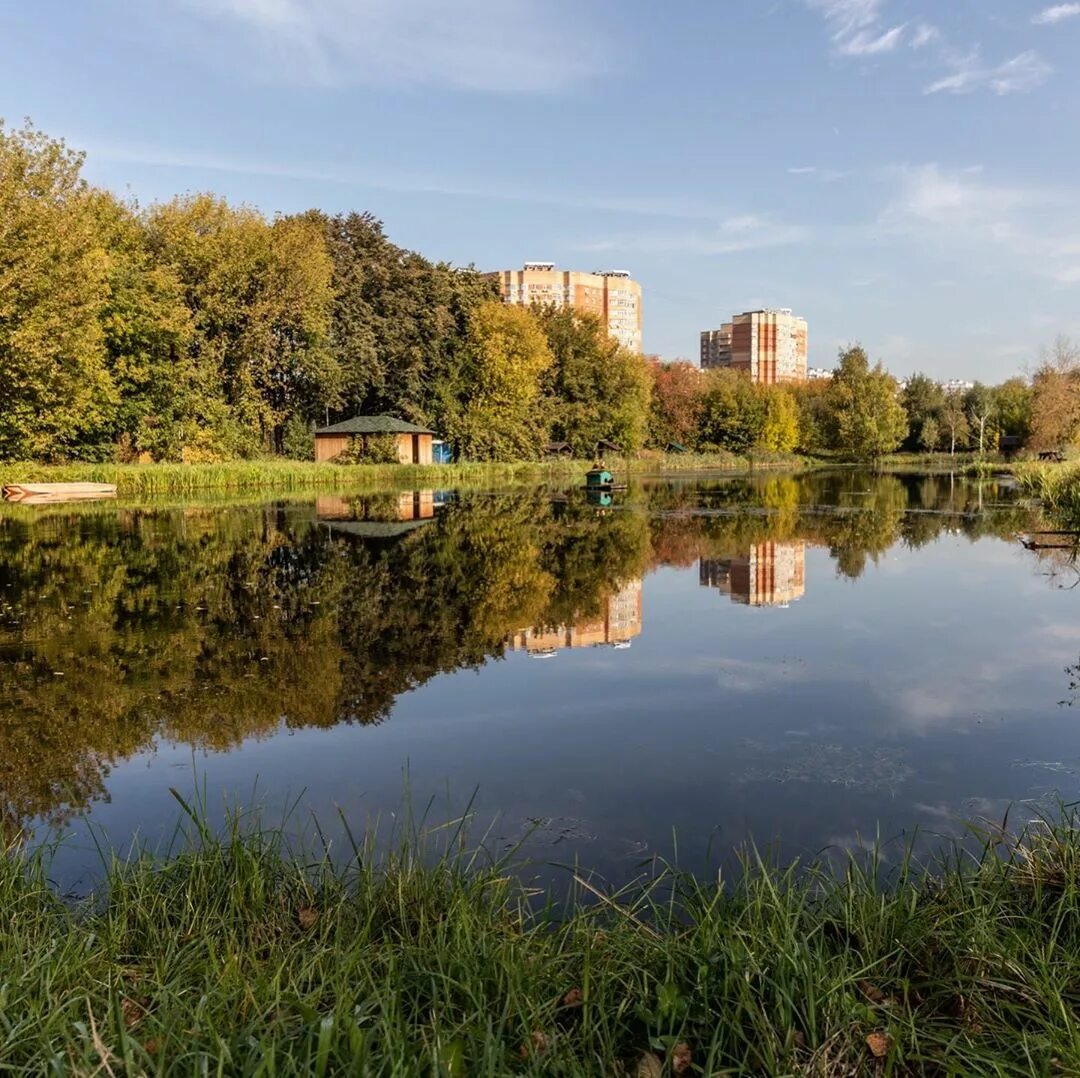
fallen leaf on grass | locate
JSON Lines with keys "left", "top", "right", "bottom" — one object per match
{"left": 672, "top": 1042, "right": 692, "bottom": 1074}
{"left": 635, "top": 1052, "right": 663, "bottom": 1078}
{"left": 858, "top": 980, "right": 885, "bottom": 1004}
{"left": 519, "top": 1029, "right": 550, "bottom": 1057}
{"left": 121, "top": 998, "right": 145, "bottom": 1029}
{"left": 866, "top": 1031, "right": 892, "bottom": 1059}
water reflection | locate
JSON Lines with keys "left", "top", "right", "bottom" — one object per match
{"left": 700, "top": 541, "right": 806, "bottom": 607}
{"left": 0, "top": 471, "right": 1071, "bottom": 858}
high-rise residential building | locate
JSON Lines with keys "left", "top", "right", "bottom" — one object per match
{"left": 487, "top": 263, "right": 643, "bottom": 353}
{"left": 700, "top": 308, "right": 808, "bottom": 384}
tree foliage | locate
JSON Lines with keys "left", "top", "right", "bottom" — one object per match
{"left": 538, "top": 307, "right": 652, "bottom": 455}
{"left": 0, "top": 122, "right": 114, "bottom": 459}
{"left": 826, "top": 346, "right": 906, "bottom": 459}
{"left": 446, "top": 302, "right": 553, "bottom": 460}
{"left": 648, "top": 360, "right": 703, "bottom": 448}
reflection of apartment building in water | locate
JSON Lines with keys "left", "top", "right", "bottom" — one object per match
{"left": 699, "top": 542, "right": 806, "bottom": 607}
{"left": 700, "top": 309, "right": 808, "bottom": 384}
{"left": 486, "top": 263, "right": 643, "bottom": 353}
{"left": 508, "top": 579, "right": 643, "bottom": 654}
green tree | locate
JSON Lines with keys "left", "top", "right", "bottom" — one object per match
{"left": 827, "top": 346, "right": 906, "bottom": 459}
{"left": 446, "top": 302, "right": 553, "bottom": 460}
{"left": 0, "top": 122, "right": 115, "bottom": 459}
{"left": 995, "top": 377, "right": 1034, "bottom": 443}
{"left": 91, "top": 191, "right": 193, "bottom": 460}
{"left": 918, "top": 415, "right": 940, "bottom": 452}
{"left": 538, "top": 307, "right": 652, "bottom": 455}
{"left": 792, "top": 380, "right": 833, "bottom": 453}
{"left": 145, "top": 196, "right": 340, "bottom": 456}
{"left": 317, "top": 211, "right": 495, "bottom": 430}
{"left": 900, "top": 373, "right": 945, "bottom": 452}
{"left": 938, "top": 391, "right": 969, "bottom": 455}
{"left": 698, "top": 370, "right": 765, "bottom": 453}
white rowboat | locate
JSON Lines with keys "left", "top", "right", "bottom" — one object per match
{"left": 2, "top": 482, "right": 118, "bottom": 503}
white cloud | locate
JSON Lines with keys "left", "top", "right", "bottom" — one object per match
{"left": 910, "top": 23, "right": 940, "bottom": 49}
{"left": 1033, "top": 4, "right": 1080, "bottom": 25}
{"left": 881, "top": 163, "right": 1080, "bottom": 285}
{"left": 926, "top": 49, "right": 1053, "bottom": 96}
{"left": 806, "top": 0, "right": 906, "bottom": 53}
{"left": 168, "top": 0, "right": 610, "bottom": 92}
{"left": 840, "top": 24, "right": 907, "bottom": 55}
{"left": 805, "top": 2, "right": 1053, "bottom": 96}
{"left": 787, "top": 165, "right": 849, "bottom": 181}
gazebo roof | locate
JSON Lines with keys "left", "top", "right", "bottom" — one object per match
{"left": 314, "top": 414, "right": 434, "bottom": 436}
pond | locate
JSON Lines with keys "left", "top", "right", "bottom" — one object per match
{"left": 2, "top": 471, "right": 1079, "bottom": 888}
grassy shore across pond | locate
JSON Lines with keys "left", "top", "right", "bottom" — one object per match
{"left": 5, "top": 810, "right": 1080, "bottom": 1074}
{"left": 1007, "top": 461, "right": 1080, "bottom": 527}
{"left": 0, "top": 452, "right": 809, "bottom": 497}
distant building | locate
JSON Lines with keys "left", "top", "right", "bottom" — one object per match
{"left": 699, "top": 542, "right": 806, "bottom": 607}
{"left": 700, "top": 326, "right": 732, "bottom": 369}
{"left": 807, "top": 367, "right": 834, "bottom": 381}
{"left": 508, "top": 579, "right": 643, "bottom": 655}
{"left": 487, "top": 263, "right": 643, "bottom": 353}
{"left": 700, "top": 309, "right": 808, "bottom": 384}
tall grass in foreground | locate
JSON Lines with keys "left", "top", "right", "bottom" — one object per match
{"left": 4, "top": 809, "right": 1080, "bottom": 1074}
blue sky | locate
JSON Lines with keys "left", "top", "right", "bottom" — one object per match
{"left": 3, "top": 0, "right": 1079, "bottom": 380}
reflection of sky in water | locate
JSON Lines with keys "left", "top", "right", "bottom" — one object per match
{"left": 8, "top": 478, "right": 1080, "bottom": 890}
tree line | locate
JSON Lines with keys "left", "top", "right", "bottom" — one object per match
{"left": 650, "top": 338, "right": 1080, "bottom": 461}
{"left": 4, "top": 120, "right": 1076, "bottom": 464}
{"left": 1, "top": 122, "right": 652, "bottom": 463}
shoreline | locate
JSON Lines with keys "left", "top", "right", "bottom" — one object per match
{"left": 0, "top": 452, "right": 1019, "bottom": 499}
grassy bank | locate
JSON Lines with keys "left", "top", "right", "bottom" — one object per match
{"left": 1007, "top": 461, "right": 1080, "bottom": 527}
{"left": 5, "top": 815, "right": 1080, "bottom": 1074}
{"left": 0, "top": 453, "right": 805, "bottom": 497}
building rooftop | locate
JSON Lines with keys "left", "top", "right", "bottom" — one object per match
{"left": 314, "top": 415, "right": 434, "bottom": 436}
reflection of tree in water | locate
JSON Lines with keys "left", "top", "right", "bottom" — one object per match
{"left": 0, "top": 495, "right": 650, "bottom": 829}
{"left": 0, "top": 473, "right": 1051, "bottom": 830}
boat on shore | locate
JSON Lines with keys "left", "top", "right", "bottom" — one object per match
{"left": 2, "top": 482, "right": 118, "bottom": 504}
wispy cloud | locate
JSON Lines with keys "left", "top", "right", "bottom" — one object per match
{"left": 806, "top": 0, "right": 906, "bottom": 55}
{"left": 881, "top": 163, "right": 1080, "bottom": 285}
{"left": 574, "top": 213, "right": 811, "bottom": 256}
{"left": 926, "top": 48, "right": 1053, "bottom": 96}
{"left": 804, "top": 1, "right": 1051, "bottom": 96}
{"left": 787, "top": 165, "right": 849, "bottom": 182}
{"left": 910, "top": 23, "right": 939, "bottom": 49}
{"left": 168, "top": 0, "right": 611, "bottom": 92}
{"left": 84, "top": 138, "right": 735, "bottom": 224}
{"left": 1032, "top": 4, "right": 1080, "bottom": 25}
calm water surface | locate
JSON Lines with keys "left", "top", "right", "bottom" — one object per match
{"left": 3, "top": 471, "right": 1079, "bottom": 887}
